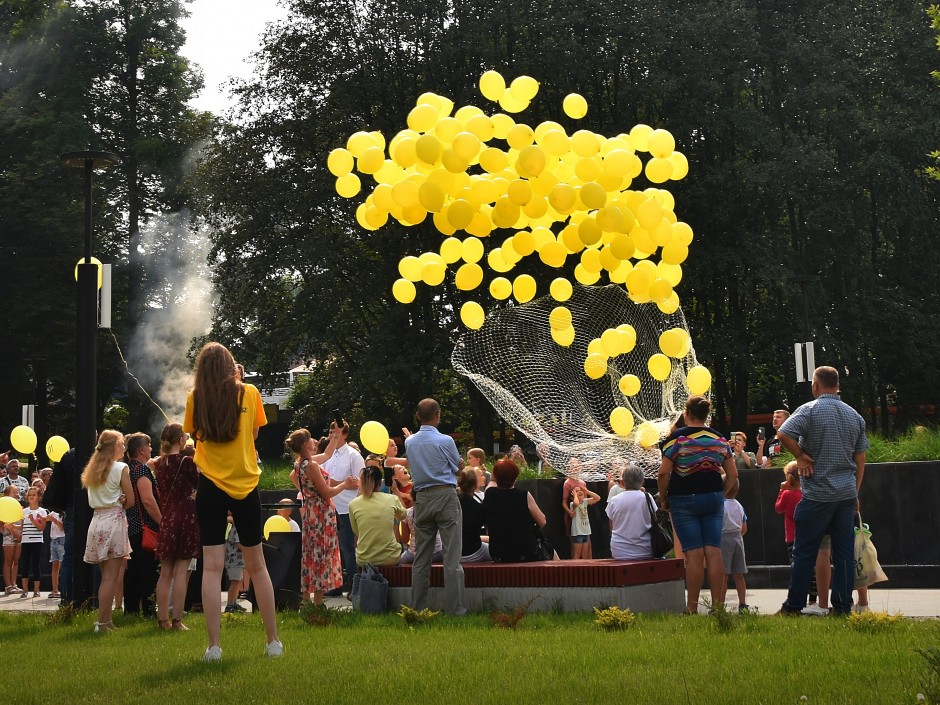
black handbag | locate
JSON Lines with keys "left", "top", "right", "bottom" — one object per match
{"left": 645, "top": 492, "right": 674, "bottom": 558}
{"left": 532, "top": 525, "right": 554, "bottom": 561}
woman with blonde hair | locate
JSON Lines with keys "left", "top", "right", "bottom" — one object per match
{"left": 81, "top": 429, "right": 134, "bottom": 633}
{"left": 154, "top": 422, "right": 200, "bottom": 630}
{"left": 348, "top": 466, "right": 406, "bottom": 568}
{"left": 183, "top": 342, "right": 281, "bottom": 661}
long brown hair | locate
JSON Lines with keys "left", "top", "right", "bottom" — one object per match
{"left": 81, "top": 430, "right": 124, "bottom": 488}
{"left": 191, "top": 342, "right": 243, "bottom": 443}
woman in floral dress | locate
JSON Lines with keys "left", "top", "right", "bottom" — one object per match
{"left": 287, "top": 426, "right": 358, "bottom": 604}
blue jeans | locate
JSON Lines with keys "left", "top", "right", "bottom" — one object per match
{"left": 783, "top": 497, "right": 856, "bottom": 614}
{"left": 668, "top": 491, "right": 724, "bottom": 551}
{"left": 336, "top": 513, "right": 357, "bottom": 587}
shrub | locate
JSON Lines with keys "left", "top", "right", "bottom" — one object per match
{"left": 593, "top": 605, "right": 637, "bottom": 631}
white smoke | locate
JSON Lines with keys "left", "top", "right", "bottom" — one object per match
{"left": 127, "top": 209, "right": 216, "bottom": 425}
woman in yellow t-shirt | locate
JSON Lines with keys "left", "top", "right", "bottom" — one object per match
{"left": 183, "top": 342, "right": 282, "bottom": 661}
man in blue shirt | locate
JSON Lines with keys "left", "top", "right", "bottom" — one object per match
{"left": 776, "top": 366, "right": 868, "bottom": 616}
{"left": 404, "top": 398, "right": 466, "bottom": 615}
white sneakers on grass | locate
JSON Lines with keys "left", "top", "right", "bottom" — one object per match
{"left": 801, "top": 603, "right": 830, "bottom": 616}
{"left": 203, "top": 641, "right": 282, "bottom": 662}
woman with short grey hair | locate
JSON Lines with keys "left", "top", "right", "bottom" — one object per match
{"left": 605, "top": 462, "right": 654, "bottom": 560}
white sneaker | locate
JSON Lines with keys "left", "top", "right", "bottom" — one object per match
{"left": 801, "top": 604, "right": 830, "bottom": 616}
{"left": 852, "top": 604, "right": 871, "bottom": 614}
{"left": 265, "top": 640, "right": 283, "bottom": 657}
{"left": 203, "top": 646, "right": 222, "bottom": 662}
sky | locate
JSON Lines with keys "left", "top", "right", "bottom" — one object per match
{"left": 180, "top": 0, "right": 290, "bottom": 114}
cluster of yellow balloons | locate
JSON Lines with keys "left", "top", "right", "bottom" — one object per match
{"left": 331, "top": 72, "right": 714, "bottom": 441}
{"left": 8, "top": 425, "right": 69, "bottom": 462}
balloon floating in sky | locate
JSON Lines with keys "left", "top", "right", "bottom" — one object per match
{"left": 331, "top": 71, "right": 712, "bottom": 445}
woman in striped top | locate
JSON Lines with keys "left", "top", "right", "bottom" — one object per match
{"left": 657, "top": 395, "right": 738, "bottom": 613}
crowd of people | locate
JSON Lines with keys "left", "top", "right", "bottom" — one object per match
{"left": 0, "top": 354, "right": 870, "bottom": 659}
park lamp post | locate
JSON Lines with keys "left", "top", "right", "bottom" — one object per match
{"left": 60, "top": 150, "right": 120, "bottom": 607}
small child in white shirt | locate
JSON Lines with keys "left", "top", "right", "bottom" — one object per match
{"left": 719, "top": 482, "right": 749, "bottom": 611}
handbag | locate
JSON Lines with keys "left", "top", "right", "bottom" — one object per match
{"left": 354, "top": 564, "right": 389, "bottom": 614}
{"left": 645, "top": 492, "right": 674, "bottom": 559}
{"left": 532, "top": 524, "right": 554, "bottom": 561}
{"left": 135, "top": 471, "right": 160, "bottom": 553}
{"left": 854, "top": 512, "right": 888, "bottom": 589}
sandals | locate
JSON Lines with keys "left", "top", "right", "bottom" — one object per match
{"left": 171, "top": 619, "right": 189, "bottom": 631}
{"left": 93, "top": 621, "right": 117, "bottom": 633}
{"left": 158, "top": 619, "right": 172, "bottom": 630}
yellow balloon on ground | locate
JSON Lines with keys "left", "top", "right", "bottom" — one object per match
{"left": 360, "top": 420, "right": 391, "bottom": 455}
{"left": 460, "top": 301, "right": 486, "bottom": 329}
{"left": 0, "top": 497, "right": 22, "bottom": 524}
{"left": 513, "top": 274, "right": 537, "bottom": 303}
{"left": 618, "top": 374, "right": 641, "bottom": 396}
{"left": 10, "top": 425, "right": 37, "bottom": 454}
{"left": 636, "top": 421, "right": 660, "bottom": 448}
{"left": 551, "top": 325, "right": 576, "bottom": 347}
{"left": 489, "top": 277, "right": 512, "bottom": 300}
{"left": 687, "top": 366, "right": 712, "bottom": 395}
{"left": 563, "top": 93, "right": 588, "bottom": 119}
{"left": 73, "top": 257, "right": 103, "bottom": 289}
{"left": 264, "top": 515, "right": 291, "bottom": 540}
{"left": 610, "top": 407, "right": 635, "bottom": 437}
{"left": 479, "top": 70, "right": 506, "bottom": 101}
{"left": 550, "top": 277, "right": 573, "bottom": 301}
{"left": 45, "top": 435, "right": 69, "bottom": 463}
{"left": 455, "top": 263, "right": 484, "bottom": 291}
{"left": 584, "top": 353, "right": 608, "bottom": 380}
{"left": 392, "top": 278, "right": 416, "bottom": 304}
{"left": 648, "top": 353, "right": 672, "bottom": 381}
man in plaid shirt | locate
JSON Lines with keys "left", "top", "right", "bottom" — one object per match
{"left": 776, "top": 366, "right": 868, "bottom": 616}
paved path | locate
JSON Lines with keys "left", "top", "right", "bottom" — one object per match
{"left": 1, "top": 588, "right": 936, "bottom": 617}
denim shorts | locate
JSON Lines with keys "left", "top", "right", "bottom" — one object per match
{"left": 571, "top": 535, "right": 590, "bottom": 544}
{"left": 668, "top": 491, "right": 725, "bottom": 551}
{"left": 49, "top": 536, "right": 65, "bottom": 562}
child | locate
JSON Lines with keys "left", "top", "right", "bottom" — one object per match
{"left": 719, "top": 481, "right": 749, "bottom": 611}
{"left": 562, "top": 456, "right": 588, "bottom": 557}
{"left": 467, "top": 448, "right": 491, "bottom": 487}
{"left": 19, "top": 487, "right": 48, "bottom": 598}
{"left": 47, "top": 509, "right": 65, "bottom": 598}
{"left": 223, "top": 518, "right": 247, "bottom": 613}
{"left": 276, "top": 498, "right": 301, "bottom": 532}
{"left": 775, "top": 461, "right": 823, "bottom": 611}
{"left": 568, "top": 485, "right": 600, "bottom": 559}
{"left": 2, "top": 485, "right": 23, "bottom": 594}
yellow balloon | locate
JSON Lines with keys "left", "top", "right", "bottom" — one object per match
{"left": 479, "top": 70, "right": 506, "bottom": 101}
{"left": 452, "top": 131, "right": 481, "bottom": 161}
{"left": 580, "top": 182, "right": 607, "bottom": 210}
{"left": 647, "top": 129, "right": 676, "bottom": 158}
{"left": 499, "top": 91, "right": 529, "bottom": 114}
{"left": 648, "top": 354, "right": 672, "bottom": 382}
{"left": 462, "top": 236, "right": 484, "bottom": 264}
{"left": 574, "top": 263, "right": 600, "bottom": 285}
{"left": 542, "top": 130, "right": 570, "bottom": 156}
{"left": 548, "top": 183, "right": 577, "bottom": 213}
{"left": 513, "top": 274, "right": 537, "bottom": 303}
{"left": 657, "top": 291, "right": 681, "bottom": 315}
{"left": 625, "top": 267, "right": 651, "bottom": 298}
{"left": 636, "top": 421, "right": 660, "bottom": 448}
{"left": 327, "top": 148, "right": 354, "bottom": 176}
{"left": 45, "top": 435, "right": 69, "bottom": 463}
{"left": 455, "top": 263, "right": 484, "bottom": 291}
{"left": 0, "top": 497, "right": 22, "bottom": 524}
{"left": 489, "top": 277, "right": 513, "bottom": 300}
{"left": 439, "top": 237, "right": 463, "bottom": 264}
{"left": 636, "top": 198, "right": 663, "bottom": 230}
{"left": 563, "top": 93, "right": 588, "bottom": 119}
{"left": 335, "top": 173, "right": 361, "bottom": 198}
{"left": 360, "top": 420, "right": 391, "bottom": 455}
{"left": 571, "top": 130, "right": 600, "bottom": 157}
{"left": 587, "top": 338, "right": 606, "bottom": 357}
{"left": 460, "top": 301, "right": 486, "bottom": 329}
{"left": 415, "top": 134, "right": 443, "bottom": 164}
{"left": 507, "top": 179, "right": 533, "bottom": 206}
{"left": 671, "top": 221, "right": 694, "bottom": 246}
{"left": 550, "top": 277, "right": 573, "bottom": 302}
{"left": 506, "top": 123, "right": 535, "bottom": 149}
{"left": 618, "top": 374, "right": 641, "bottom": 396}
{"left": 510, "top": 75, "right": 540, "bottom": 102}
{"left": 516, "top": 145, "right": 546, "bottom": 178}
{"left": 549, "top": 306, "right": 572, "bottom": 330}
{"left": 421, "top": 261, "right": 446, "bottom": 286}
{"left": 648, "top": 277, "right": 673, "bottom": 303}
{"left": 448, "top": 200, "right": 475, "bottom": 229}
{"left": 399, "top": 256, "right": 424, "bottom": 282}
{"left": 661, "top": 242, "right": 689, "bottom": 265}
{"left": 539, "top": 242, "right": 568, "bottom": 268}
{"left": 659, "top": 329, "right": 683, "bottom": 358}
{"left": 600, "top": 328, "right": 622, "bottom": 357}
{"left": 264, "top": 515, "right": 291, "bottom": 540}
{"left": 629, "top": 124, "right": 654, "bottom": 152}
{"left": 512, "top": 230, "right": 536, "bottom": 256}
{"left": 610, "top": 407, "right": 635, "bottom": 437}
{"left": 645, "top": 157, "right": 673, "bottom": 183}
{"left": 617, "top": 324, "right": 637, "bottom": 353}
{"left": 407, "top": 104, "right": 439, "bottom": 133}
{"left": 687, "top": 366, "right": 712, "bottom": 395}
{"left": 418, "top": 181, "right": 445, "bottom": 212}
{"left": 584, "top": 353, "right": 608, "bottom": 380}
{"left": 10, "top": 425, "right": 37, "bottom": 454}
{"left": 551, "top": 325, "right": 576, "bottom": 347}
{"left": 346, "top": 131, "right": 377, "bottom": 156}
{"left": 392, "top": 278, "right": 416, "bottom": 304}
{"left": 668, "top": 151, "right": 689, "bottom": 180}
{"left": 357, "top": 146, "right": 384, "bottom": 174}
{"left": 479, "top": 147, "right": 509, "bottom": 173}
{"left": 73, "top": 257, "right": 103, "bottom": 289}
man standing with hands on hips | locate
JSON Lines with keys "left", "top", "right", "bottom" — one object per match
{"left": 405, "top": 398, "right": 466, "bottom": 615}
{"left": 776, "top": 366, "right": 868, "bottom": 616}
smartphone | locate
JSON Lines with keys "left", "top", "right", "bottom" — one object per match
{"left": 332, "top": 409, "right": 344, "bottom": 429}
{"left": 757, "top": 426, "right": 766, "bottom": 442}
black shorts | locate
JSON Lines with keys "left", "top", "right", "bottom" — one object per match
{"left": 195, "top": 474, "right": 263, "bottom": 547}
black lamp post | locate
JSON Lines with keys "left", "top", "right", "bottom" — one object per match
{"left": 60, "top": 150, "right": 120, "bottom": 607}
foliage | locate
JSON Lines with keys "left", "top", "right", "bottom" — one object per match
{"left": 916, "top": 644, "right": 940, "bottom": 705}
{"left": 397, "top": 604, "right": 440, "bottom": 626}
{"left": 102, "top": 399, "right": 130, "bottom": 433}
{"left": 593, "top": 605, "right": 637, "bottom": 631}
{"left": 846, "top": 610, "right": 904, "bottom": 633}
{"left": 489, "top": 597, "right": 538, "bottom": 630}
{"left": 866, "top": 425, "right": 940, "bottom": 463}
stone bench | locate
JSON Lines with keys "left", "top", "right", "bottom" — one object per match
{"left": 378, "top": 558, "right": 686, "bottom": 614}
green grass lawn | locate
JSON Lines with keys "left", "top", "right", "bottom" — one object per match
{"left": 14, "top": 608, "right": 940, "bottom": 704}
